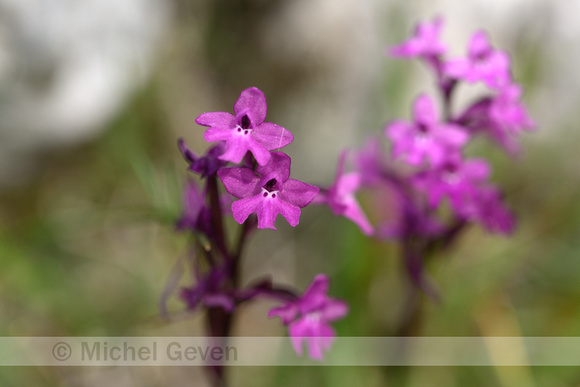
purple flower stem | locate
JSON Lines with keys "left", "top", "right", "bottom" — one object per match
{"left": 394, "top": 268, "right": 423, "bottom": 337}
{"left": 206, "top": 308, "right": 231, "bottom": 387}
{"left": 207, "top": 174, "right": 229, "bottom": 259}
{"left": 391, "top": 76, "right": 462, "bottom": 336}
{"left": 425, "top": 217, "right": 468, "bottom": 254}
{"left": 204, "top": 158, "right": 260, "bottom": 387}
{"left": 227, "top": 154, "right": 260, "bottom": 288}
{"left": 202, "top": 212, "right": 293, "bottom": 387}
{"left": 262, "top": 286, "right": 300, "bottom": 302}
{"left": 439, "top": 78, "right": 457, "bottom": 122}
{"left": 404, "top": 236, "right": 441, "bottom": 299}
{"left": 390, "top": 191, "right": 469, "bottom": 337}
{"left": 395, "top": 239, "right": 439, "bottom": 336}
{"left": 202, "top": 243, "right": 216, "bottom": 268}
{"left": 230, "top": 214, "right": 257, "bottom": 286}
{"left": 205, "top": 175, "right": 231, "bottom": 387}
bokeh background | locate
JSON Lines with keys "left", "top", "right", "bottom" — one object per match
{"left": 1, "top": 0, "right": 580, "bottom": 385}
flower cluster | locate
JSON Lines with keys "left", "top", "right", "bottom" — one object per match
{"left": 387, "top": 17, "right": 534, "bottom": 233}
{"left": 312, "top": 17, "right": 534, "bottom": 296}
{"left": 171, "top": 87, "right": 347, "bottom": 362}
{"left": 390, "top": 17, "right": 535, "bottom": 152}
{"left": 164, "top": 18, "right": 535, "bottom": 374}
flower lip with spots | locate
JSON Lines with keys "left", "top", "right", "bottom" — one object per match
{"left": 217, "top": 152, "right": 319, "bottom": 230}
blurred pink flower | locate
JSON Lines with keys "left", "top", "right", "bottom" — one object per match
{"left": 445, "top": 30, "right": 511, "bottom": 88}
{"left": 390, "top": 16, "right": 447, "bottom": 59}
{"left": 268, "top": 275, "right": 348, "bottom": 360}
{"left": 386, "top": 94, "right": 468, "bottom": 167}
{"left": 315, "top": 151, "right": 374, "bottom": 235}
{"left": 413, "top": 153, "right": 491, "bottom": 214}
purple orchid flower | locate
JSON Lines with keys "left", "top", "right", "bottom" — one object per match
{"left": 412, "top": 153, "right": 491, "bottom": 215}
{"left": 268, "top": 274, "right": 348, "bottom": 360}
{"left": 180, "top": 265, "right": 235, "bottom": 312}
{"left": 196, "top": 87, "right": 294, "bottom": 166}
{"left": 175, "top": 180, "right": 232, "bottom": 237}
{"left": 471, "top": 186, "right": 515, "bottom": 235}
{"left": 444, "top": 30, "right": 511, "bottom": 89}
{"left": 315, "top": 151, "right": 374, "bottom": 236}
{"left": 178, "top": 138, "right": 227, "bottom": 177}
{"left": 353, "top": 136, "right": 387, "bottom": 187}
{"left": 217, "top": 152, "right": 319, "bottom": 230}
{"left": 455, "top": 84, "right": 534, "bottom": 153}
{"left": 490, "top": 83, "right": 535, "bottom": 135}
{"left": 386, "top": 94, "right": 468, "bottom": 167}
{"left": 175, "top": 180, "right": 206, "bottom": 232}
{"left": 454, "top": 96, "right": 516, "bottom": 152}
{"left": 390, "top": 16, "right": 447, "bottom": 59}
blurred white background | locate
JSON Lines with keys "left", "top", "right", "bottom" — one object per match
{"left": 0, "top": 0, "right": 575, "bottom": 183}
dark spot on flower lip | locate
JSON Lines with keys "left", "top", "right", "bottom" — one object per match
{"left": 264, "top": 178, "right": 278, "bottom": 192}
{"left": 417, "top": 122, "right": 429, "bottom": 133}
{"left": 241, "top": 114, "right": 251, "bottom": 129}
{"left": 474, "top": 50, "right": 490, "bottom": 62}
{"left": 443, "top": 161, "right": 459, "bottom": 174}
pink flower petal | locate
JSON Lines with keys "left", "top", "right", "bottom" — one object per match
{"left": 218, "top": 167, "right": 261, "bottom": 198}
{"left": 195, "top": 111, "right": 235, "bottom": 129}
{"left": 234, "top": 87, "right": 267, "bottom": 125}
{"left": 253, "top": 122, "right": 294, "bottom": 150}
